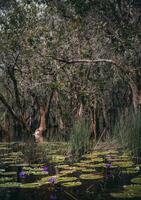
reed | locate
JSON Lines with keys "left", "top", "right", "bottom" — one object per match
{"left": 113, "top": 109, "right": 141, "bottom": 158}
{"left": 69, "top": 118, "right": 91, "bottom": 157}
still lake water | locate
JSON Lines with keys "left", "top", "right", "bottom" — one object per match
{"left": 0, "top": 141, "right": 141, "bottom": 200}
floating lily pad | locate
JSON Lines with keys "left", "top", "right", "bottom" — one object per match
{"left": 131, "top": 177, "right": 141, "bottom": 184}
{"left": 124, "top": 184, "right": 141, "bottom": 191}
{"left": 0, "top": 169, "right": 5, "bottom": 172}
{"left": 23, "top": 167, "right": 43, "bottom": 171}
{"left": 59, "top": 170, "right": 76, "bottom": 175}
{"left": 122, "top": 167, "right": 139, "bottom": 174}
{"left": 0, "top": 172, "right": 17, "bottom": 176}
{"left": 93, "top": 163, "right": 105, "bottom": 168}
{"left": 80, "top": 173, "right": 103, "bottom": 180}
{"left": 81, "top": 168, "right": 96, "bottom": 173}
{"left": 75, "top": 163, "right": 95, "bottom": 168}
{"left": 55, "top": 165, "right": 70, "bottom": 169}
{"left": 51, "top": 155, "right": 65, "bottom": 163}
{"left": 0, "top": 177, "right": 14, "bottom": 183}
{"left": 9, "top": 164, "right": 29, "bottom": 167}
{"left": 26, "top": 171, "right": 48, "bottom": 176}
{"left": 32, "top": 163, "right": 46, "bottom": 167}
{"left": 0, "top": 182, "right": 21, "bottom": 188}
{"left": 41, "top": 175, "right": 58, "bottom": 183}
{"left": 61, "top": 181, "right": 82, "bottom": 187}
{"left": 57, "top": 176, "right": 77, "bottom": 183}
{"left": 112, "top": 161, "right": 133, "bottom": 168}
{"left": 111, "top": 191, "right": 141, "bottom": 198}
{"left": 20, "top": 182, "right": 41, "bottom": 189}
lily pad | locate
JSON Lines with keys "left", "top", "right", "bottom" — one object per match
{"left": 112, "top": 161, "right": 133, "bottom": 168}
{"left": 81, "top": 168, "right": 96, "bottom": 173}
{"left": 51, "top": 155, "right": 66, "bottom": 163}
{"left": 124, "top": 184, "right": 141, "bottom": 191}
{"left": 59, "top": 170, "right": 76, "bottom": 175}
{"left": 111, "top": 191, "right": 141, "bottom": 198}
{"left": 75, "top": 163, "right": 95, "bottom": 168}
{"left": 80, "top": 173, "right": 103, "bottom": 180}
{"left": 61, "top": 181, "right": 82, "bottom": 187}
{"left": 0, "top": 177, "right": 14, "bottom": 183}
{"left": 122, "top": 167, "right": 139, "bottom": 174}
{"left": 57, "top": 176, "right": 77, "bottom": 183}
{"left": 0, "top": 182, "right": 21, "bottom": 188}
{"left": 131, "top": 177, "right": 141, "bottom": 184}
{"left": 0, "top": 172, "right": 17, "bottom": 176}
{"left": 56, "top": 165, "right": 70, "bottom": 169}
{"left": 20, "top": 182, "right": 41, "bottom": 188}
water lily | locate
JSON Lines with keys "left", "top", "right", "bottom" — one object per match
{"left": 19, "top": 171, "right": 26, "bottom": 178}
{"left": 42, "top": 166, "right": 49, "bottom": 173}
{"left": 48, "top": 177, "right": 56, "bottom": 184}
{"left": 105, "top": 163, "right": 112, "bottom": 168}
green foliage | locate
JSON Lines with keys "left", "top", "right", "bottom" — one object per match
{"left": 69, "top": 118, "right": 91, "bottom": 157}
{"left": 113, "top": 110, "right": 141, "bottom": 157}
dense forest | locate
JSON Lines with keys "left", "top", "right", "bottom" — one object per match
{"left": 1, "top": 1, "right": 141, "bottom": 200}
{"left": 0, "top": 0, "right": 141, "bottom": 151}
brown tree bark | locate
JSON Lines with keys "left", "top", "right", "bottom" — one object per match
{"left": 34, "top": 106, "right": 47, "bottom": 142}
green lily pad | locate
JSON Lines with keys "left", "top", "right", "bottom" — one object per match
{"left": 0, "top": 172, "right": 17, "bottom": 176}
{"left": 131, "top": 177, "right": 141, "bottom": 184}
{"left": 61, "top": 181, "right": 82, "bottom": 187}
{"left": 41, "top": 175, "right": 58, "bottom": 183}
{"left": 26, "top": 171, "right": 48, "bottom": 175}
{"left": 80, "top": 173, "right": 103, "bottom": 180}
{"left": 81, "top": 168, "right": 96, "bottom": 173}
{"left": 122, "top": 167, "right": 139, "bottom": 174}
{"left": 51, "top": 155, "right": 66, "bottom": 163}
{"left": 56, "top": 165, "right": 70, "bottom": 169}
{"left": 9, "top": 164, "right": 29, "bottom": 167}
{"left": 57, "top": 176, "right": 77, "bottom": 183}
{"left": 124, "top": 184, "right": 141, "bottom": 191}
{"left": 59, "top": 170, "right": 76, "bottom": 175}
{"left": 0, "top": 177, "right": 14, "bottom": 183}
{"left": 93, "top": 163, "right": 105, "bottom": 168}
{"left": 20, "top": 182, "right": 41, "bottom": 188}
{"left": 0, "top": 182, "right": 21, "bottom": 188}
{"left": 31, "top": 163, "right": 46, "bottom": 167}
{"left": 111, "top": 191, "right": 141, "bottom": 198}
{"left": 112, "top": 161, "right": 133, "bottom": 168}
{"left": 75, "top": 163, "right": 95, "bottom": 168}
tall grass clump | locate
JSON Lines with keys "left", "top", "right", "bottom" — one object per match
{"left": 69, "top": 118, "right": 91, "bottom": 157}
{"left": 113, "top": 109, "right": 141, "bottom": 158}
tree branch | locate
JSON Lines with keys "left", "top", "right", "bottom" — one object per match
{"left": 47, "top": 56, "right": 117, "bottom": 65}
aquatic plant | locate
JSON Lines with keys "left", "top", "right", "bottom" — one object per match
{"left": 57, "top": 176, "right": 78, "bottom": 183}
{"left": 80, "top": 173, "right": 103, "bottom": 180}
{"left": 69, "top": 118, "right": 91, "bottom": 157}
{"left": 122, "top": 167, "right": 139, "bottom": 174}
{"left": 131, "top": 177, "right": 141, "bottom": 184}
{"left": 111, "top": 191, "right": 141, "bottom": 198}
{"left": 124, "top": 184, "right": 141, "bottom": 191}
{"left": 0, "top": 182, "right": 22, "bottom": 188}
{"left": 113, "top": 109, "right": 141, "bottom": 158}
{"left": 0, "top": 177, "right": 14, "bottom": 183}
{"left": 61, "top": 181, "right": 82, "bottom": 187}
{"left": 42, "top": 166, "right": 49, "bottom": 172}
{"left": 112, "top": 161, "right": 133, "bottom": 168}
{"left": 105, "top": 163, "right": 112, "bottom": 168}
{"left": 19, "top": 171, "right": 27, "bottom": 178}
{"left": 48, "top": 177, "right": 57, "bottom": 184}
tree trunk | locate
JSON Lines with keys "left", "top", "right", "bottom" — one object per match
{"left": 34, "top": 106, "right": 47, "bottom": 142}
